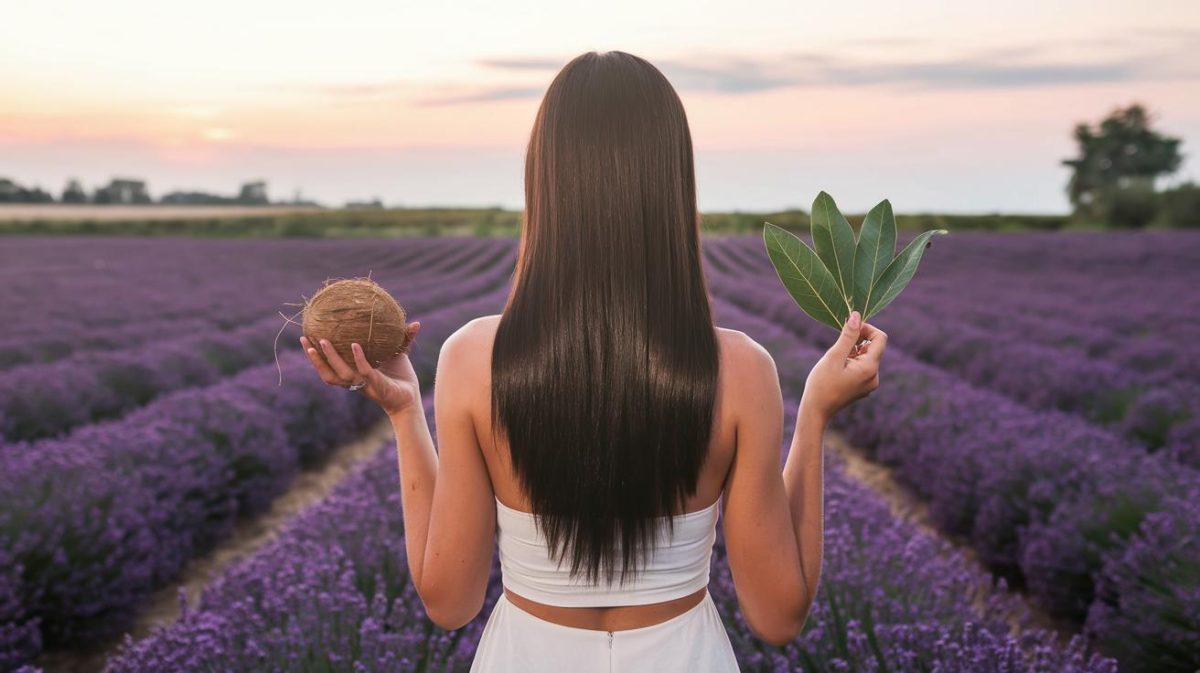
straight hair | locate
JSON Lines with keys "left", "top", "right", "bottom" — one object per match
{"left": 490, "top": 50, "right": 720, "bottom": 586}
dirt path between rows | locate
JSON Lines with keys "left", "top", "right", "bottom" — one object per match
{"left": 825, "top": 429, "right": 1076, "bottom": 643}
{"left": 36, "top": 417, "right": 396, "bottom": 673}
{"left": 825, "top": 430, "right": 939, "bottom": 538}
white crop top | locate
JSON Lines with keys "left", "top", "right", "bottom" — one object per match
{"left": 495, "top": 495, "right": 720, "bottom": 607}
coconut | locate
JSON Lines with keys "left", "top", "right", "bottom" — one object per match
{"left": 300, "top": 277, "right": 413, "bottom": 369}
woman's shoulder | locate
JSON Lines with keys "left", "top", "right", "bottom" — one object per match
{"left": 456, "top": 313, "right": 503, "bottom": 342}
{"left": 715, "top": 327, "right": 773, "bottom": 367}
{"left": 714, "top": 327, "right": 778, "bottom": 405}
{"left": 442, "top": 314, "right": 503, "bottom": 361}
{"left": 436, "top": 315, "right": 503, "bottom": 396}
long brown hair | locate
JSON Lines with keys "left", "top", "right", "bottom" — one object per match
{"left": 490, "top": 50, "right": 719, "bottom": 586}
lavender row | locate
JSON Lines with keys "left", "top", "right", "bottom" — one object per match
{"left": 849, "top": 302, "right": 1196, "bottom": 453}
{"left": 703, "top": 245, "right": 1199, "bottom": 672}
{"left": 0, "top": 236, "right": 511, "bottom": 370}
{"left": 0, "top": 285, "right": 511, "bottom": 671}
{"left": 9, "top": 237, "right": 514, "bottom": 366}
{"left": 0, "top": 243, "right": 516, "bottom": 443}
{"left": 101, "top": 293, "right": 1113, "bottom": 673}
{"left": 900, "top": 283, "right": 1200, "bottom": 389}
{"left": 0, "top": 236, "right": 446, "bottom": 343}
{"left": 0, "top": 237, "right": 457, "bottom": 339}
{"left": 707, "top": 238, "right": 1198, "bottom": 463}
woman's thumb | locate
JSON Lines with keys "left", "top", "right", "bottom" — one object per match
{"left": 833, "top": 311, "right": 861, "bottom": 350}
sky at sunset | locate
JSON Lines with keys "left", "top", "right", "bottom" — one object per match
{"left": 2, "top": 0, "right": 1199, "bottom": 213}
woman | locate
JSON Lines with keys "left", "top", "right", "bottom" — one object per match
{"left": 300, "top": 50, "right": 885, "bottom": 672}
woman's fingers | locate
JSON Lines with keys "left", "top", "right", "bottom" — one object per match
{"left": 857, "top": 323, "right": 888, "bottom": 363}
{"left": 350, "top": 342, "right": 379, "bottom": 382}
{"left": 859, "top": 322, "right": 886, "bottom": 344}
{"left": 318, "top": 339, "right": 359, "bottom": 383}
{"left": 300, "top": 336, "right": 344, "bottom": 385}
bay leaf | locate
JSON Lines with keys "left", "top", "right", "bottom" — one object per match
{"left": 863, "top": 228, "right": 948, "bottom": 320}
{"left": 809, "top": 191, "right": 857, "bottom": 314}
{"left": 762, "top": 221, "right": 848, "bottom": 331}
{"left": 852, "top": 199, "right": 896, "bottom": 315}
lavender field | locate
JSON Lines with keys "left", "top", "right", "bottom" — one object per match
{"left": 1, "top": 231, "right": 1196, "bottom": 673}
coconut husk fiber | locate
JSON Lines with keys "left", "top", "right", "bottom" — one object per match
{"left": 301, "top": 277, "right": 413, "bottom": 370}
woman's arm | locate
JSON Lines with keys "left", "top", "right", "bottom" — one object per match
{"left": 781, "top": 399, "right": 827, "bottom": 622}
{"left": 389, "top": 398, "right": 438, "bottom": 592}
{"left": 784, "top": 311, "right": 886, "bottom": 627}
{"left": 390, "top": 345, "right": 496, "bottom": 624}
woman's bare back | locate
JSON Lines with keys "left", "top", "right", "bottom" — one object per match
{"left": 457, "top": 314, "right": 744, "bottom": 632}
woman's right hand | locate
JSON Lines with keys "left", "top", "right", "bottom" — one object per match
{"left": 801, "top": 310, "right": 887, "bottom": 420}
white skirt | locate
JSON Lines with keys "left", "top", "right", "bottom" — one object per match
{"left": 469, "top": 589, "right": 741, "bottom": 672}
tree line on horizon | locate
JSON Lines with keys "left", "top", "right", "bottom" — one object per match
{"left": 0, "top": 177, "right": 322, "bottom": 208}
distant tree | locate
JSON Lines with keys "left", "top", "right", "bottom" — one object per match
{"left": 26, "top": 187, "right": 53, "bottom": 203}
{"left": 1062, "top": 104, "right": 1183, "bottom": 225}
{"left": 0, "top": 177, "right": 54, "bottom": 203}
{"left": 93, "top": 178, "right": 151, "bottom": 204}
{"left": 0, "top": 178, "right": 19, "bottom": 202}
{"left": 237, "top": 180, "right": 269, "bottom": 204}
{"left": 62, "top": 179, "right": 88, "bottom": 203}
{"left": 345, "top": 197, "right": 384, "bottom": 209}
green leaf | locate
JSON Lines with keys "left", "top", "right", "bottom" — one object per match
{"left": 809, "top": 191, "right": 857, "bottom": 314}
{"left": 863, "top": 228, "right": 948, "bottom": 320}
{"left": 852, "top": 199, "right": 896, "bottom": 315}
{"left": 762, "top": 221, "right": 848, "bottom": 331}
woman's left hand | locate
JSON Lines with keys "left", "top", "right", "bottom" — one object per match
{"left": 300, "top": 321, "right": 423, "bottom": 416}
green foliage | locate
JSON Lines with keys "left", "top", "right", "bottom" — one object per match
{"left": 763, "top": 219, "right": 848, "bottom": 330}
{"left": 763, "top": 191, "right": 946, "bottom": 331}
{"left": 701, "top": 209, "right": 809, "bottom": 234}
{"left": 892, "top": 213, "right": 1069, "bottom": 232}
{"left": 0, "top": 177, "right": 54, "bottom": 203}
{"left": 1102, "top": 185, "right": 1160, "bottom": 229}
{"left": 1062, "top": 103, "right": 1183, "bottom": 221}
{"left": 851, "top": 200, "right": 896, "bottom": 313}
{"left": 810, "top": 191, "right": 859, "bottom": 307}
{"left": 1157, "top": 182, "right": 1200, "bottom": 228}
{"left": 864, "top": 229, "right": 948, "bottom": 319}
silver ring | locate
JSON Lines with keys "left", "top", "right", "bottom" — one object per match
{"left": 347, "top": 380, "right": 367, "bottom": 391}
